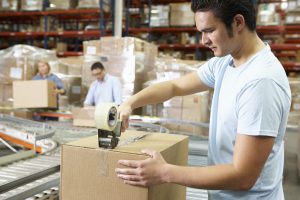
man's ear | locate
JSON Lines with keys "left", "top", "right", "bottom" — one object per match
{"left": 233, "top": 14, "right": 246, "bottom": 32}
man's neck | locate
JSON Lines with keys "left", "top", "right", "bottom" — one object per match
{"left": 232, "top": 33, "right": 265, "bottom": 67}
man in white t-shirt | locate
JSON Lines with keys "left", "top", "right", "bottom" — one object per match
{"left": 115, "top": 1, "right": 291, "bottom": 199}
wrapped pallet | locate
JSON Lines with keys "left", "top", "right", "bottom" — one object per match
{"left": 0, "top": 45, "right": 58, "bottom": 110}
{"left": 0, "top": 45, "right": 57, "bottom": 84}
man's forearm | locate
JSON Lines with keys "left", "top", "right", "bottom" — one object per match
{"left": 164, "top": 164, "right": 255, "bottom": 191}
{"left": 127, "top": 81, "right": 175, "bottom": 109}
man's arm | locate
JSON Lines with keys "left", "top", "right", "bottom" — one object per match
{"left": 118, "top": 72, "right": 210, "bottom": 130}
{"left": 126, "top": 72, "right": 209, "bottom": 109}
{"left": 116, "top": 134, "right": 274, "bottom": 190}
{"left": 84, "top": 83, "right": 95, "bottom": 107}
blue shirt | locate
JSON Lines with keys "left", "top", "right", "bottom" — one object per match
{"left": 197, "top": 44, "right": 291, "bottom": 200}
{"left": 32, "top": 73, "right": 64, "bottom": 90}
{"left": 84, "top": 74, "right": 122, "bottom": 106}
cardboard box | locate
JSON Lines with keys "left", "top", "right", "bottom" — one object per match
{"left": 56, "top": 42, "right": 68, "bottom": 53}
{"left": 170, "top": 3, "right": 195, "bottom": 26}
{"left": 0, "top": 0, "right": 19, "bottom": 11}
{"left": 48, "top": 0, "right": 78, "bottom": 10}
{"left": 13, "top": 80, "right": 57, "bottom": 108}
{"left": 83, "top": 40, "right": 101, "bottom": 56}
{"left": 61, "top": 131, "right": 188, "bottom": 200}
{"left": 77, "top": 0, "right": 110, "bottom": 11}
{"left": 21, "top": 0, "right": 43, "bottom": 11}
{"left": 61, "top": 75, "right": 82, "bottom": 105}
{"left": 72, "top": 107, "right": 95, "bottom": 127}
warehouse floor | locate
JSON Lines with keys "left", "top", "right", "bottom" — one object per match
{"left": 284, "top": 129, "right": 300, "bottom": 200}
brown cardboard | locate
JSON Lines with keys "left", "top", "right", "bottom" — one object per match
{"left": 21, "top": 0, "right": 43, "bottom": 11}
{"left": 48, "top": 0, "right": 78, "bottom": 10}
{"left": 72, "top": 107, "right": 95, "bottom": 127}
{"left": 170, "top": 3, "right": 195, "bottom": 26}
{"left": 13, "top": 80, "right": 57, "bottom": 108}
{"left": 61, "top": 75, "right": 82, "bottom": 105}
{"left": 61, "top": 131, "right": 188, "bottom": 200}
{"left": 83, "top": 40, "right": 101, "bottom": 56}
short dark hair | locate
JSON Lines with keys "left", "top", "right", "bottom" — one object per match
{"left": 191, "top": 0, "right": 256, "bottom": 32}
{"left": 91, "top": 62, "right": 105, "bottom": 71}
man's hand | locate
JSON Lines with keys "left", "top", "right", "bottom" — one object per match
{"left": 115, "top": 149, "right": 168, "bottom": 187}
{"left": 118, "top": 102, "right": 132, "bottom": 132}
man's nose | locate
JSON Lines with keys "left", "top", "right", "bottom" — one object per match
{"left": 201, "top": 33, "right": 211, "bottom": 46}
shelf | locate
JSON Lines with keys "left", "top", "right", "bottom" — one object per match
{"left": 0, "top": 9, "right": 108, "bottom": 21}
{"left": 270, "top": 44, "right": 300, "bottom": 51}
{"left": 130, "top": 0, "right": 190, "bottom": 6}
{"left": 283, "top": 62, "right": 300, "bottom": 72}
{"left": 0, "top": 8, "right": 101, "bottom": 17}
{"left": 0, "top": 30, "right": 110, "bottom": 38}
{"left": 57, "top": 52, "right": 83, "bottom": 57}
{"left": 275, "top": 53, "right": 297, "bottom": 57}
{"left": 129, "top": 27, "right": 197, "bottom": 34}
{"left": 158, "top": 44, "right": 209, "bottom": 51}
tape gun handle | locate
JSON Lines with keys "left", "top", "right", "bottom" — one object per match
{"left": 113, "top": 120, "right": 122, "bottom": 137}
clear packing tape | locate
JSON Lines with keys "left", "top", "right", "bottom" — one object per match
{"left": 94, "top": 103, "right": 118, "bottom": 131}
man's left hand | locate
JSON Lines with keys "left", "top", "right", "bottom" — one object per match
{"left": 115, "top": 149, "right": 168, "bottom": 187}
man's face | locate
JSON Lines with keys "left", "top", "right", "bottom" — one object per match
{"left": 195, "top": 11, "right": 236, "bottom": 57}
{"left": 37, "top": 62, "right": 49, "bottom": 76}
{"left": 92, "top": 68, "right": 105, "bottom": 81}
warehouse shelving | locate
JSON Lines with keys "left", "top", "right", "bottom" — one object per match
{"left": 0, "top": 0, "right": 112, "bottom": 51}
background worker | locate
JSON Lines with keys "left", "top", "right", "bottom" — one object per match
{"left": 32, "top": 59, "right": 65, "bottom": 120}
{"left": 84, "top": 62, "right": 122, "bottom": 106}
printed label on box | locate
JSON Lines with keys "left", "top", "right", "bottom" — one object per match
{"left": 71, "top": 86, "right": 81, "bottom": 94}
{"left": 10, "top": 67, "right": 23, "bottom": 79}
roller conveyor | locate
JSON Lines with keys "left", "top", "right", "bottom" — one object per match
{"left": 0, "top": 116, "right": 209, "bottom": 200}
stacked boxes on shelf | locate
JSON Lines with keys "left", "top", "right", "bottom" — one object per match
{"left": 48, "top": 0, "right": 78, "bottom": 10}
{"left": 20, "top": 0, "right": 43, "bottom": 11}
{"left": 0, "top": 0, "right": 19, "bottom": 11}
{"left": 142, "top": 58, "right": 210, "bottom": 136}
{"left": 170, "top": 2, "right": 195, "bottom": 26}
{"left": 149, "top": 5, "right": 170, "bottom": 27}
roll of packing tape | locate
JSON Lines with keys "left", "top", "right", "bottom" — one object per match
{"left": 95, "top": 102, "right": 118, "bottom": 131}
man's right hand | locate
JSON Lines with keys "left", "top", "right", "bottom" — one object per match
{"left": 118, "top": 102, "right": 132, "bottom": 132}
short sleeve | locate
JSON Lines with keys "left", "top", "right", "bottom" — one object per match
{"left": 54, "top": 76, "right": 64, "bottom": 90}
{"left": 236, "top": 79, "right": 286, "bottom": 137}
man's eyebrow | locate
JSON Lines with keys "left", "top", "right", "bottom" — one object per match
{"left": 200, "top": 27, "right": 214, "bottom": 32}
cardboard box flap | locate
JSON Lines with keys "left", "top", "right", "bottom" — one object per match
{"left": 66, "top": 130, "right": 188, "bottom": 155}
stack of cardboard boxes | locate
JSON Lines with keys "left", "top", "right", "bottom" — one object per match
{"left": 170, "top": 2, "right": 195, "bottom": 27}
{"left": 143, "top": 57, "right": 210, "bottom": 136}
{"left": 149, "top": 5, "right": 170, "bottom": 27}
